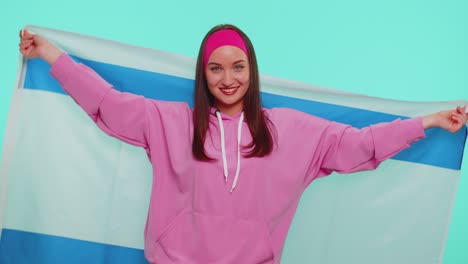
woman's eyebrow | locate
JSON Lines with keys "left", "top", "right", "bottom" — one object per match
{"left": 233, "top": 60, "right": 247, "bottom": 64}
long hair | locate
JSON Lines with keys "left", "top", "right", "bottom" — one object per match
{"left": 192, "top": 24, "right": 274, "bottom": 160}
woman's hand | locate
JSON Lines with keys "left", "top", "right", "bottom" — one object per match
{"left": 423, "top": 105, "right": 468, "bottom": 133}
{"left": 19, "top": 29, "right": 62, "bottom": 65}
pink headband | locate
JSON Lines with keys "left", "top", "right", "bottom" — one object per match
{"left": 204, "top": 29, "right": 249, "bottom": 67}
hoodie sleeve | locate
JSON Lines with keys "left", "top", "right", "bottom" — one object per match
{"left": 50, "top": 53, "right": 153, "bottom": 148}
{"left": 316, "top": 117, "right": 425, "bottom": 178}
{"left": 270, "top": 108, "right": 426, "bottom": 188}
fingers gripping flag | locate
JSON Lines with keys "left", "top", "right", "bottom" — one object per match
{"left": 0, "top": 25, "right": 467, "bottom": 264}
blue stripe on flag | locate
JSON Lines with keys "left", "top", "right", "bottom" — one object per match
{"left": 0, "top": 229, "right": 148, "bottom": 264}
{"left": 23, "top": 57, "right": 467, "bottom": 170}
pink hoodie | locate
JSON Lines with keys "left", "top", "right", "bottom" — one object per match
{"left": 50, "top": 53, "right": 425, "bottom": 263}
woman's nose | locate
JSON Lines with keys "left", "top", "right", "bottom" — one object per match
{"left": 221, "top": 70, "right": 234, "bottom": 86}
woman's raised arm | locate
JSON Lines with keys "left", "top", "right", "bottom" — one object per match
{"left": 19, "top": 29, "right": 155, "bottom": 149}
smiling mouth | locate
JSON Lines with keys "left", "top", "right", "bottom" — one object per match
{"left": 220, "top": 87, "right": 239, "bottom": 95}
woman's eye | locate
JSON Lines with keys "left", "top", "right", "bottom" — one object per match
{"left": 234, "top": 65, "right": 245, "bottom": 71}
{"left": 210, "top": 66, "right": 221, "bottom": 72}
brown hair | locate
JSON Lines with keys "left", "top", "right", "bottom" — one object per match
{"left": 192, "top": 24, "right": 274, "bottom": 160}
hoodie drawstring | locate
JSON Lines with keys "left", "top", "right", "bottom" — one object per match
{"left": 215, "top": 110, "right": 244, "bottom": 192}
{"left": 232, "top": 112, "right": 244, "bottom": 192}
{"left": 215, "top": 110, "right": 229, "bottom": 182}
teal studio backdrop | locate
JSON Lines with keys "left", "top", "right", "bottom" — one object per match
{"left": 1, "top": 0, "right": 467, "bottom": 263}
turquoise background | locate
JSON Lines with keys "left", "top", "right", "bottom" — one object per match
{"left": 1, "top": 0, "right": 467, "bottom": 263}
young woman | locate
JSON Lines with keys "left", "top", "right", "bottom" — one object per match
{"left": 19, "top": 24, "right": 467, "bottom": 263}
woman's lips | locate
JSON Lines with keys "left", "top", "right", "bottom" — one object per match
{"left": 220, "top": 86, "right": 239, "bottom": 95}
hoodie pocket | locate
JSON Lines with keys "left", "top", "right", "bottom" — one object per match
{"left": 148, "top": 210, "right": 276, "bottom": 264}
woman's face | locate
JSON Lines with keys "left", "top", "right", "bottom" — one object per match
{"left": 205, "top": 45, "right": 250, "bottom": 116}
